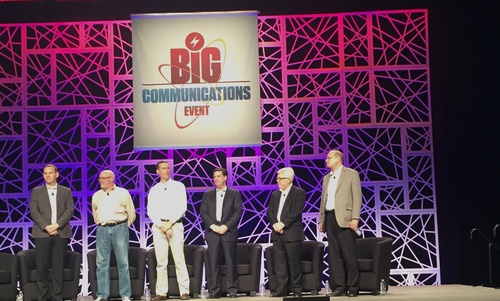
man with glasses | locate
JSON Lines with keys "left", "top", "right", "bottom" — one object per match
{"left": 91, "top": 170, "right": 136, "bottom": 301}
{"left": 267, "top": 167, "right": 306, "bottom": 298}
{"left": 318, "top": 150, "right": 362, "bottom": 297}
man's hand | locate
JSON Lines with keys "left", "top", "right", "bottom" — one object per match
{"left": 161, "top": 221, "right": 173, "bottom": 231}
{"left": 45, "top": 223, "right": 59, "bottom": 235}
{"left": 318, "top": 222, "right": 323, "bottom": 233}
{"left": 166, "top": 228, "right": 173, "bottom": 238}
{"left": 210, "top": 224, "right": 229, "bottom": 235}
{"left": 218, "top": 224, "right": 229, "bottom": 235}
{"left": 273, "top": 222, "right": 284, "bottom": 233}
{"left": 210, "top": 224, "right": 221, "bottom": 233}
{"left": 349, "top": 219, "right": 359, "bottom": 231}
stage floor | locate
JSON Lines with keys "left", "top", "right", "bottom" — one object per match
{"left": 80, "top": 285, "right": 500, "bottom": 301}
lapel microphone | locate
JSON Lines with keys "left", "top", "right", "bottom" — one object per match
{"left": 107, "top": 192, "right": 109, "bottom": 196}
{"left": 52, "top": 192, "right": 54, "bottom": 196}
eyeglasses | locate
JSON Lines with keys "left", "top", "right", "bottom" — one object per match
{"left": 98, "top": 176, "right": 111, "bottom": 180}
{"left": 276, "top": 177, "right": 289, "bottom": 181}
{"left": 326, "top": 156, "right": 334, "bottom": 160}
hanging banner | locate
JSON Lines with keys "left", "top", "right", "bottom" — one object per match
{"left": 132, "top": 11, "right": 261, "bottom": 150}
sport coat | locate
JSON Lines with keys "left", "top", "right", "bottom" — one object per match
{"left": 267, "top": 185, "right": 306, "bottom": 242}
{"left": 200, "top": 187, "right": 242, "bottom": 242}
{"left": 318, "top": 167, "right": 362, "bottom": 228}
{"left": 30, "top": 184, "right": 74, "bottom": 238}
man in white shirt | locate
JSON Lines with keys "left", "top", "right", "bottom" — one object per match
{"left": 148, "top": 161, "right": 190, "bottom": 301}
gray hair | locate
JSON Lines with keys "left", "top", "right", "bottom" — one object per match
{"left": 277, "top": 167, "right": 295, "bottom": 181}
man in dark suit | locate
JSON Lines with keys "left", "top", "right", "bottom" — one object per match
{"left": 30, "top": 164, "right": 74, "bottom": 301}
{"left": 267, "top": 167, "right": 306, "bottom": 298}
{"left": 200, "top": 167, "right": 243, "bottom": 299}
{"left": 318, "top": 150, "right": 362, "bottom": 297}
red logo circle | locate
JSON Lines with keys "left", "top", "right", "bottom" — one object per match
{"left": 185, "top": 32, "right": 204, "bottom": 51}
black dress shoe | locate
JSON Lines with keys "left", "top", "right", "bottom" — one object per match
{"left": 347, "top": 291, "right": 358, "bottom": 297}
{"left": 331, "top": 289, "right": 347, "bottom": 296}
{"left": 293, "top": 293, "right": 302, "bottom": 298}
{"left": 270, "top": 292, "right": 287, "bottom": 297}
{"left": 229, "top": 293, "right": 238, "bottom": 298}
{"left": 207, "top": 293, "right": 221, "bottom": 299}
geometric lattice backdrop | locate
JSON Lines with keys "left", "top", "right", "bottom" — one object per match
{"left": 0, "top": 9, "right": 438, "bottom": 295}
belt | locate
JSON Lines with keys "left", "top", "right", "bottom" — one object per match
{"left": 160, "top": 217, "right": 183, "bottom": 224}
{"left": 326, "top": 209, "right": 335, "bottom": 213}
{"left": 99, "top": 219, "right": 127, "bottom": 227}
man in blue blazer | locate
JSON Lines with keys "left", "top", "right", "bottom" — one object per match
{"left": 318, "top": 150, "right": 362, "bottom": 297}
{"left": 200, "top": 168, "right": 243, "bottom": 298}
{"left": 30, "top": 164, "right": 74, "bottom": 301}
{"left": 267, "top": 167, "right": 306, "bottom": 298}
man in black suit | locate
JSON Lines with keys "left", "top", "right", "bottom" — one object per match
{"left": 30, "top": 164, "right": 74, "bottom": 301}
{"left": 200, "top": 168, "right": 243, "bottom": 299}
{"left": 267, "top": 167, "right": 306, "bottom": 298}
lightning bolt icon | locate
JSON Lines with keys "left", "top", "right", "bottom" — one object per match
{"left": 190, "top": 36, "right": 200, "bottom": 48}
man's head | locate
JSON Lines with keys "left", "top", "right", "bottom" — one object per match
{"left": 156, "top": 161, "right": 171, "bottom": 182}
{"left": 99, "top": 170, "right": 115, "bottom": 191}
{"left": 276, "top": 167, "right": 294, "bottom": 191}
{"left": 212, "top": 167, "right": 228, "bottom": 190}
{"left": 43, "top": 164, "right": 59, "bottom": 186}
{"left": 326, "top": 150, "right": 343, "bottom": 171}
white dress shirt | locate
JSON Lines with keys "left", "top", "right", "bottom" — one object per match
{"left": 147, "top": 179, "right": 187, "bottom": 227}
{"left": 47, "top": 185, "right": 58, "bottom": 224}
{"left": 277, "top": 184, "right": 292, "bottom": 223}
{"left": 216, "top": 186, "right": 227, "bottom": 222}
{"left": 325, "top": 166, "right": 343, "bottom": 211}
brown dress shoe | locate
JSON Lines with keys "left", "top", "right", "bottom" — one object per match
{"left": 152, "top": 295, "right": 168, "bottom": 301}
{"left": 180, "top": 294, "right": 190, "bottom": 300}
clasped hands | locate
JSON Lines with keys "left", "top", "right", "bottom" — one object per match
{"left": 45, "top": 223, "right": 59, "bottom": 236}
{"left": 160, "top": 221, "right": 174, "bottom": 238}
{"left": 210, "top": 224, "right": 229, "bottom": 235}
{"left": 273, "top": 222, "right": 285, "bottom": 234}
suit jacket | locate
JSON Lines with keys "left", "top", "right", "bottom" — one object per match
{"left": 200, "top": 187, "right": 243, "bottom": 242}
{"left": 30, "top": 184, "right": 74, "bottom": 238}
{"left": 267, "top": 185, "right": 306, "bottom": 242}
{"left": 318, "top": 167, "right": 362, "bottom": 228}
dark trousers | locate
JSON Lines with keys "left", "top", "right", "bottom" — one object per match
{"left": 273, "top": 236, "right": 302, "bottom": 294}
{"left": 325, "top": 211, "right": 358, "bottom": 292}
{"left": 35, "top": 236, "right": 69, "bottom": 301}
{"left": 207, "top": 239, "right": 238, "bottom": 294}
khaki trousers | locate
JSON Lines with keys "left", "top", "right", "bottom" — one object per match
{"left": 152, "top": 223, "right": 190, "bottom": 296}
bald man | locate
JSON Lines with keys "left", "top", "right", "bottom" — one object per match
{"left": 91, "top": 170, "right": 136, "bottom": 301}
{"left": 318, "top": 150, "right": 362, "bottom": 297}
